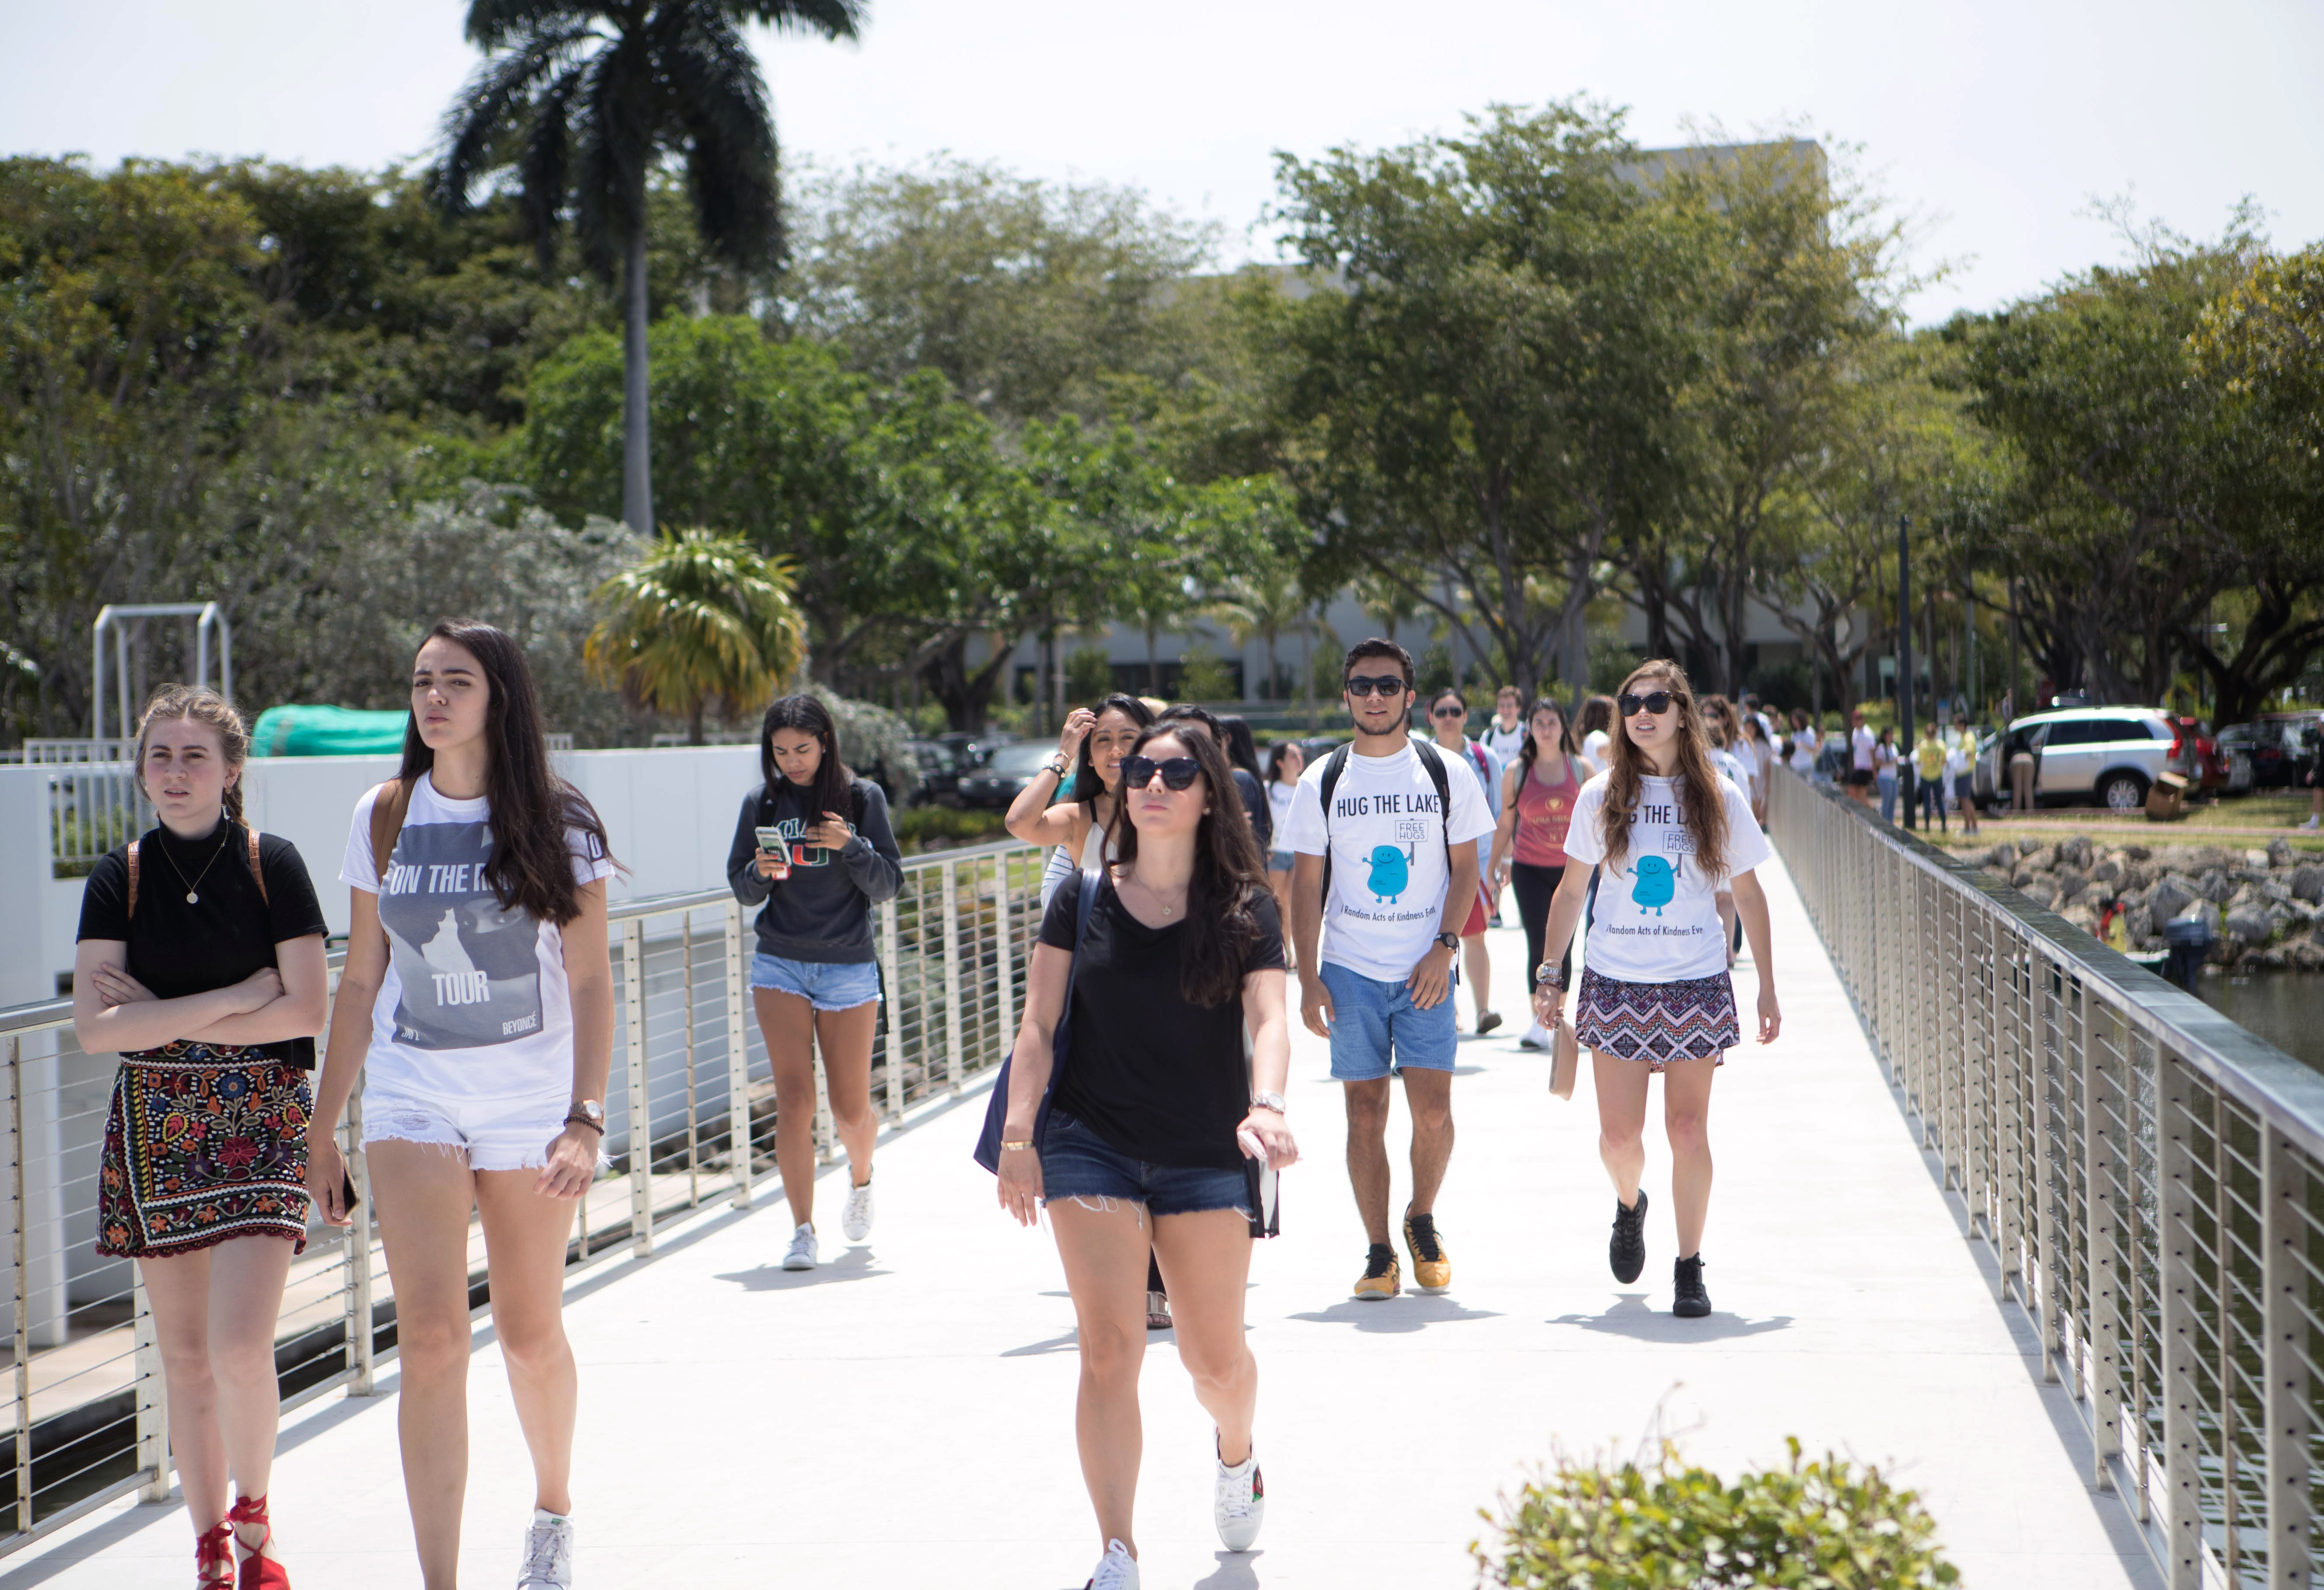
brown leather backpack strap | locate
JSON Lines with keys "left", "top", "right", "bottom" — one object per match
{"left": 245, "top": 826, "right": 268, "bottom": 906}
{"left": 126, "top": 839, "right": 141, "bottom": 919}
{"left": 367, "top": 778, "right": 413, "bottom": 887}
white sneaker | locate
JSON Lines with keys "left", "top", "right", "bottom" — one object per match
{"left": 1214, "top": 1441, "right": 1265, "bottom": 1551}
{"left": 781, "top": 1223, "right": 818, "bottom": 1271}
{"left": 1518, "top": 1020, "right": 1551, "bottom": 1052}
{"left": 516, "top": 1508, "right": 573, "bottom": 1589}
{"left": 1085, "top": 1538, "right": 1139, "bottom": 1588}
{"left": 2302, "top": 816, "right": 2321, "bottom": 832}
{"left": 841, "top": 1179, "right": 874, "bottom": 1242}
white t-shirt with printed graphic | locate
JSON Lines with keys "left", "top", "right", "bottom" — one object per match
{"left": 1560, "top": 771, "right": 1770, "bottom": 983}
{"left": 1283, "top": 741, "right": 1497, "bottom": 983}
{"left": 341, "top": 773, "right": 615, "bottom": 1102}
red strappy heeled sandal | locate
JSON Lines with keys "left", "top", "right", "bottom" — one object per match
{"left": 196, "top": 1521, "right": 235, "bottom": 1588}
{"left": 226, "top": 1494, "right": 291, "bottom": 1590}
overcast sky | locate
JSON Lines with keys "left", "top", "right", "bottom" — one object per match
{"left": 5, "top": 0, "right": 2320, "bottom": 323}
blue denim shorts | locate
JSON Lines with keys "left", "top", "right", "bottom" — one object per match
{"left": 1267, "top": 848, "right": 1295, "bottom": 873}
{"left": 749, "top": 953, "right": 882, "bottom": 1011}
{"left": 1318, "top": 960, "right": 1458, "bottom": 1081}
{"left": 1039, "top": 1111, "right": 1251, "bottom": 1220}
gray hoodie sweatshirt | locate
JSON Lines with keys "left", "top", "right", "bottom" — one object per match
{"left": 725, "top": 779, "right": 904, "bottom": 964}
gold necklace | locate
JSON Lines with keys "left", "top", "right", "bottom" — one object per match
{"left": 158, "top": 823, "right": 233, "bottom": 905}
{"left": 1129, "top": 872, "right": 1187, "bottom": 920}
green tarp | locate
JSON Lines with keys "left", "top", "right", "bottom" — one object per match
{"left": 249, "top": 705, "right": 406, "bottom": 757}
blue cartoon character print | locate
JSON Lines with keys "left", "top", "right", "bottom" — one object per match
{"left": 1365, "top": 843, "right": 1414, "bottom": 903}
{"left": 1630, "top": 854, "right": 1677, "bottom": 916}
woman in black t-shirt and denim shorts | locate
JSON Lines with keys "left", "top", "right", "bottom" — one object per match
{"left": 996, "top": 725, "right": 1297, "bottom": 1590}
{"left": 74, "top": 686, "right": 330, "bottom": 1588}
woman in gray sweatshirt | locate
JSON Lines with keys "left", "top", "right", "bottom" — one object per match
{"left": 726, "top": 695, "right": 904, "bottom": 1271}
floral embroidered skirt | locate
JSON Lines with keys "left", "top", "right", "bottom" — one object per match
{"left": 1573, "top": 968, "right": 1739, "bottom": 1070}
{"left": 99, "top": 1043, "right": 313, "bottom": 1258}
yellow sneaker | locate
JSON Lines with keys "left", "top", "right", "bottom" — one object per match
{"left": 1352, "top": 1244, "right": 1400, "bottom": 1300}
{"left": 1403, "top": 1210, "right": 1451, "bottom": 1294}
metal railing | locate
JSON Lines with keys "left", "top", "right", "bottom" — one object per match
{"left": 0, "top": 839, "right": 1040, "bottom": 1555}
{"left": 1769, "top": 769, "right": 2324, "bottom": 1590}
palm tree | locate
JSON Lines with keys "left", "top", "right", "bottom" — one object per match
{"left": 1210, "top": 554, "right": 1317, "bottom": 704}
{"left": 433, "top": 0, "right": 866, "bottom": 534}
{"left": 585, "top": 528, "right": 808, "bottom": 742}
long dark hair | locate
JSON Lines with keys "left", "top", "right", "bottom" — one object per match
{"left": 1516, "top": 694, "right": 1579, "bottom": 777}
{"left": 1217, "top": 714, "right": 1263, "bottom": 782}
{"left": 399, "top": 621, "right": 610, "bottom": 926}
{"left": 1599, "top": 659, "right": 1729, "bottom": 879}
{"left": 1266, "top": 740, "right": 1305, "bottom": 783}
{"left": 1577, "top": 694, "right": 1615, "bottom": 741}
{"left": 759, "top": 694, "right": 855, "bottom": 820}
{"left": 1107, "top": 724, "right": 1272, "bottom": 1009}
{"left": 1069, "top": 693, "right": 1156, "bottom": 803}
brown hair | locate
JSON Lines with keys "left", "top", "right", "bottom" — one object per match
{"left": 134, "top": 685, "right": 250, "bottom": 824}
{"left": 1577, "top": 694, "right": 1616, "bottom": 740}
{"left": 1516, "top": 694, "right": 1580, "bottom": 774}
{"left": 1105, "top": 724, "right": 1273, "bottom": 1008}
{"left": 1597, "top": 659, "right": 1730, "bottom": 880}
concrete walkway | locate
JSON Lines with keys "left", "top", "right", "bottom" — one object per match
{"left": 7, "top": 851, "right": 2154, "bottom": 1589}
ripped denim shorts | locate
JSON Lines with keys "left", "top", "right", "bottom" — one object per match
{"left": 1038, "top": 1110, "right": 1250, "bottom": 1221}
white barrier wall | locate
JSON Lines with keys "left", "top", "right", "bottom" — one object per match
{"left": 3, "top": 745, "right": 764, "bottom": 1008}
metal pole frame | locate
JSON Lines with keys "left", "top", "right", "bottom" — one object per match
{"left": 91, "top": 602, "right": 234, "bottom": 740}
{"left": 724, "top": 900, "right": 755, "bottom": 1209}
{"left": 622, "top": 919, "right": 652, "bottom": 1256}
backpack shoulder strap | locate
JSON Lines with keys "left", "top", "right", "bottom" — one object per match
{"left": 368, "top": 779, "right": 413, "bottom": 887}
{"left": 245, "top": 825, "right": 268, "bottom": 906}
{"left": 1410, "top": 739, "right": 1455, "bottom": 861}
{"left": 126, "top": 839, "right": 141, "bottom": 919}
{"left": 1316, "top": 745, "right": 1352, "bottom": 902}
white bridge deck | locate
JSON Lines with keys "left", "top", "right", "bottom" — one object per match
{"left": 7, "top": 853, "right": 2154, "bottom": 1588}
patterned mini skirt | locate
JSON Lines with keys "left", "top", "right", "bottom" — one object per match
{"left": 99, "top": 1042, "right": 314, "bottom": 1259}
{"left": 1573, "top": 968, "right": 1739, "bottom": 1070}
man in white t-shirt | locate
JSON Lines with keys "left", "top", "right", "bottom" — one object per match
{"left": 1847, "top": 708, "right": 1878, "bottom": 806}
{"left": 1478, "top": 686, "right": 1529, "bottom": 766}
{"left": 1288, "top": 639, "right": 1495, "bottom": 1304}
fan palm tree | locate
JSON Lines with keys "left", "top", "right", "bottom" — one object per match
{"left": 585, "top": 528, "right": 808, "bottom": 742}
{"left": 433, "top": 0, "right": 866, "bottom": 534}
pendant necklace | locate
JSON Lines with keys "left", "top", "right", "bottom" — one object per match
{"left": 160, "top": 825, "right": 233, "bottom": 904}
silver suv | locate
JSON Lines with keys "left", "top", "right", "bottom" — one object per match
{"left": 1974, "top": 707, "right": 2176, "bottom": 813}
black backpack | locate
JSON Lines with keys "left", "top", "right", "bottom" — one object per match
{"left": 1315, "top": 739, "right": 1455, "bottom": 901}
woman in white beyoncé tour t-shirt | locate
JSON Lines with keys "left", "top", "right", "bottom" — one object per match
{"left": 305, "top": 622, "right": 615, "bottom": 1586}
{"left": 1531, "top": 661, "right": 1782, "bottom": 1323}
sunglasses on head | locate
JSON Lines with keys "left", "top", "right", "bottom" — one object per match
{"left": 1344, "top": 674, "right": 1407, "bottom": 698}
{"left": 1617, "top": 690, "right": 1675, "bottom": 717}
{"left": 1122, "top": 755, "right": 1201, "bottom": 792}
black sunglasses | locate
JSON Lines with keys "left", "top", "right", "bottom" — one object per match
{"left": 1430, "top": 705, "right": 1467, "bottom": 718}
{"left": 1617, "top": 690, "right": 1675, "bottom": 717}
{"left": 1122, "top": 755, "right": 1202, "bottom": 792}
{"left": 1344, "top": 675, "right": 1408, "bottom": 698}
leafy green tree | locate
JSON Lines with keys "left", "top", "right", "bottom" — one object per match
{"left": 584, "top": 527, "right": 805, "bottom": 742}
{"left": 433, "top": 0, "right": 866, "bottom": 533}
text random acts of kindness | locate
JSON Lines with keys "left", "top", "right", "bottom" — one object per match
{"left": 377, "top": 821, "right": 546, "bottom": 1048}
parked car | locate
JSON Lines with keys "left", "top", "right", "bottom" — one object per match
{"left": 1974, "top": 706, "right": 2178, "bottom": 813}
{"left": 903, "top": 739, "right": 967, "bottom": 807}
{"left": 2220, "top": 717, "right": 2321, "bottom": 789}
{"left": 954, "top": 741, "right": 1061, "bottom": 809}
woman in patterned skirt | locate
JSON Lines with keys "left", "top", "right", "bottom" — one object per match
{"left": 74, "top": 686, "right": 330, "bottom": 1588}
{"left": 1531, "top": 660, "right": 1781, "bottom": 1319}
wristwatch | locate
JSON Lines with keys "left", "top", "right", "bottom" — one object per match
{"left": 1250, "top": 1091, "right": 1288, "bottom": 1114}
{"left": 565, "top": 1098, "right": 606, "bottom": 1135}
{"left": 1534, "top": 964, "right": 1566, "bottom": 988}
{"left": 1434, "top": 931, "right": 1460, "bottom": 951}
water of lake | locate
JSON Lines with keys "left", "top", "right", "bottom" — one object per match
{"left": 2200, "top": 972, "right": 2324, "bottom": 1072}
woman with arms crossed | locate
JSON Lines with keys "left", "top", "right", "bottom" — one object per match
{"left": 307, "top": 622, "right": 615, "bottom": 1590}
{"left": 996, "top": 725, "right": 1297, "bottom": 1590}
{"left": 76, "top": 687, "right": 329, "bottom": 1588}
{"left": 725, "top": 695, "right": 904, "bottom": 1271}
{"left": 1532, "top": 661, "right": 1781, "bottom": 1319}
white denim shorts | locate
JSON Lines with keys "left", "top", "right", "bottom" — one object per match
{"left": 360, "top": 1085, "right": 577, "bottom": 1173}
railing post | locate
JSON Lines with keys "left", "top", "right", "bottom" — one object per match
{"left": 347, "top": 1090, "right": 376, "bottom": 1396}
{"left": 941, "top": 859, "right": 965, "bottom": 1098}
{"left": 2034, "top": 955, "right": 2060, "bottom": 1384}
{"left": 2158, "top": 1054, "right": 2206, "bottom": 1590}
{"left": 812, "top": 1026, "right": 836, "bottom": 1165}
{"left": 132, "top": 1269, "right": 166, "bottom": 1505}
{"left": 994, "top": 857, "right": 1016, "bottom": 1062}
{"left": 683, "top": 914, "right": 700, "bottom": 1208}
{"left": 2262, "top": 1121, "right": 2311, "bottom": 1589}
{"left": 880, "top": 897, "right": 905, "bottom": 1123}
{"left": 725, "top": 900, "right": 754, "bottom": 1209}
{"left": 622, "top": 918, "right": 652, "bottom": 1257}
{"left": 10, "top": 1038, "right": 31, "bottom": 1531}
{"left": 2084, "top": 993, "right": 2121, "bottom": 1488}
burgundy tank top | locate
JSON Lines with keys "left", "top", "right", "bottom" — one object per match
{"left": 1512, "top": 756, "right": 1580, "bottom": 866}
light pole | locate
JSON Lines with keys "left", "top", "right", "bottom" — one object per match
{"left": 1899, "top": 515, "right": 1915, "bottom": 831}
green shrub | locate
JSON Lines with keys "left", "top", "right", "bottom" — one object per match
{"left": 1179, "top": 645, "right": 1239, "bottom": 702}
{"left": 1067, "top": 647, "right": 1115, "bottom": 703}
{"left": 890, "top": 807, "right": 1011, "bottom": 852}
{"left": 1474, "top": 1438, "right": 1958, "bottom": 1589}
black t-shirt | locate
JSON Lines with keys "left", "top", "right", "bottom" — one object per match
{"left": 77, "top": 822, "right": 330, "bottom": 1068}
{"left": 1039, "top": 870, "right": 1285, "bottom": 1171}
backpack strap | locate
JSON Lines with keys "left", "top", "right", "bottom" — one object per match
{"left": 367, "top": 779, "right": 414, "bottom": 889}
{"left": 1316, "top": 744, "right": 1352, "bottom": 903}
{"left": 1410, "top": 739, "right": 1455, "bottom": 864}
{"left": 244, "top": 825, "right": 268, "bottom": 906}
{"left": 126, "top": 839, "right": 141, "bottom": 919}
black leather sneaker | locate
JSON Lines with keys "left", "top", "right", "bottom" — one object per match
{"left": 1673, "top": 1254, "right": 1711, "bottom": 1318}
{"left": 1609, "top": 1191, "right": 1648, "bottom": 1284}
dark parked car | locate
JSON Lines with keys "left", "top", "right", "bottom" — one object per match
{"left": 903, "top": 739, "right": 968, "bottom": 807}
{"left": 955, "top": 741, "right": 1061, "bottom": 809}
{"left": 2220, "top": 717, "right": 2319, "bottom": 789}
